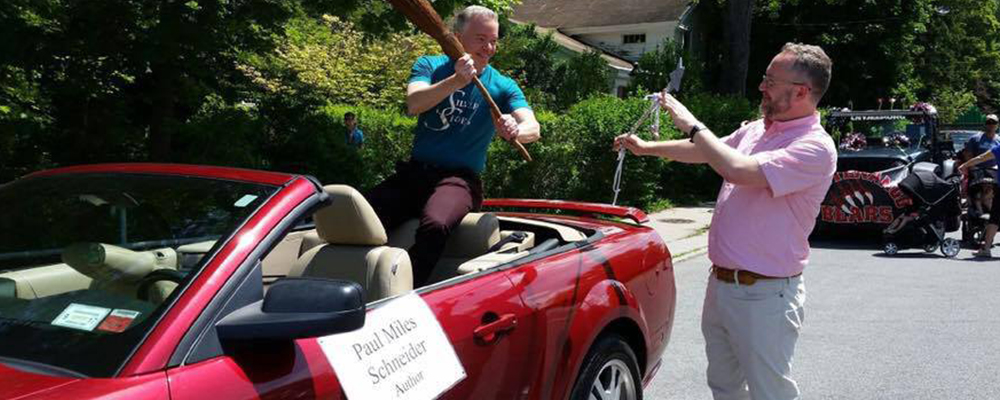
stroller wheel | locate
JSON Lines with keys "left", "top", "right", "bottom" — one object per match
{"left": 941, "top": 238, "right": 961, "bottom": 258}
{"left": 884, "top": 242, "right": 899, "bottom": 256}
{"left": 923, "top": 242, "right": 939, "bottom": 253}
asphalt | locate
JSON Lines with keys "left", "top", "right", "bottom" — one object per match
{"left": 644, "top": 204, "right": 715, "bottom": 263}
{"left": 641, "top": 207, "right": 1000, "bottom": 399}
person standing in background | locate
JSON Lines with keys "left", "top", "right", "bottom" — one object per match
{"left": 345, "top": 112, "right": 364, "bottom": 149}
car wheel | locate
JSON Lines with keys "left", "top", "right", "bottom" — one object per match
{"left": 570, "top": 334, "right": 642, "bottom": 400}
{"left": 941, "top": 238, "right": 961, "bottom": 258}
{"left": 883, "top": 242, "right": 898, "bottom": 256}
{"left": 923, "top": 242, "right": 939, "bottom": 253}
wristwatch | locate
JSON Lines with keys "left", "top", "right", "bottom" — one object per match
{"left": 688, "top": 124, "right": 704, "bottom": 143}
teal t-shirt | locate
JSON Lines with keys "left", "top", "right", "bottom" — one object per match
{"left": 408, "top": 55, "right": 530, "bottom": 173}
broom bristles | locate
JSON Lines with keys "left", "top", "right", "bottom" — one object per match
{"left": 387, "top": 0, "right": 465, "bottom": 59}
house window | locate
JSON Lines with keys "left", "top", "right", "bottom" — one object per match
{"left": 623, "top": 34, "right": 646, "bottom": 44}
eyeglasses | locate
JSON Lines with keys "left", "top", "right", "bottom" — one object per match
{"left": 762, "top": 74, "right": 810, "bottom": 90}
{"left": 987, "top": 121, "right": 998, "bottom": 126}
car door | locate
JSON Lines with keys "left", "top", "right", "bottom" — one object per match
{"left": 166, "top": 341, "right": 344, "bottom": 400}
{"left": 424, "top": 272, "right": 536, "bottom": 400}
{"left": 166, "top": 272, "right": 534, "bottom": 400}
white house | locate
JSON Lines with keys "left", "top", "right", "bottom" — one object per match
{"left": 512, "top": 0, "right": 693, "bottom": 96}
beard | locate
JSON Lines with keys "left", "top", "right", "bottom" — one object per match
{"left": 760, "top": 89, "right": 793, "bottom": 119}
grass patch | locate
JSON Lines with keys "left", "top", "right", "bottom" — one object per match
{"left": 672, "top": 246, "right": 708, "bottom": 261}
{"left": 677, "top": 225, "right": 711, "bottom": 240}
{"left": 645, "top": 198, "right": 674, "bottom": 213}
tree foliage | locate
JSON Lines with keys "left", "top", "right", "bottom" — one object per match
{"left": 627, "top": 38, "right": 707, "bottom": 96}
{"left": 240, "top": 14, "right": 440, "bottom": 111}
{"left": 743, "top": 0, "right": 1000, "bottom": 121}
{"left": 492, "top": 22, "right": 611, "bottom": 112}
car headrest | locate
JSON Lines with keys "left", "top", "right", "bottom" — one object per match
{"left": 315, "top": 185, "right": 387, "bottom": 246}
{"left": 62, "top": 243, "right": 171, "bottom": 283}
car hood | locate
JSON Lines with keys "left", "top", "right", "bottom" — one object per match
{"left": 838, "top": 145, "right": 922, "bottom": 161}
{"left": 0, "top": 364, "right": 79, "bottom": 399}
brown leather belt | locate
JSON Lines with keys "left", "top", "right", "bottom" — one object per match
{"left": 711, "top": 265, "right": 800, "bottom": 286}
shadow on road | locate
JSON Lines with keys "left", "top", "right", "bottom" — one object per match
{"left": 871, "top": 252, "right": 957, "bottom": 260}
{"left": 809, "top": 238, "right": 879, "bottom": 250}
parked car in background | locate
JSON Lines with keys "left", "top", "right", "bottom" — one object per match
{"left": 942, "top": 129, "right": 982, "bottom": 156}
{"left": 816, "top": 106, "right": 955, "bottom": 235}
{"left": 0, "top": 163, "right": 675, "bottom": 400}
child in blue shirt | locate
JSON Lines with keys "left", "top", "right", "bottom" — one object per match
{"left": 344, "top": 112, "right": 364, "bottom": 149}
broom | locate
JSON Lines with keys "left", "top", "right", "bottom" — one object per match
{"left": 386, "top": 0, "right": 533, "bottom": 162}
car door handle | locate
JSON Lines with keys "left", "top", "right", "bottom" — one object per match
{"left": 473, "top": 313, "right": 517, "bottom": 345}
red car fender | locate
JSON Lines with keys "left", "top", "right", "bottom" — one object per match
{"left": 552, "top": 276, "right": 649, "bottom": 400}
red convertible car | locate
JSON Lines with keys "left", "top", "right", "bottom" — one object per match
{"left": 0, "top": 164, "right": 675, "bottom": 400}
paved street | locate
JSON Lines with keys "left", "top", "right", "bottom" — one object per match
{"left": 644, "top": 238, "right": 1000, "bottom": 399}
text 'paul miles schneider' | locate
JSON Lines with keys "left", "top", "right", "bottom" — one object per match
{"left": 351, "top": 317, "right": 429, "bottom": 391}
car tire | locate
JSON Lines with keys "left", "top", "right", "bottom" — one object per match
{"left": 569, "top": 334, "right": 642, "bottom": 400}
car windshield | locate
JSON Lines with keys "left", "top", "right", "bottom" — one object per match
{"left": 0, "top": 173, "right": 277, "bottom": 377}
{"left": 830, "top": 116, "right": 929, "bottom": 151}
{"left": 945, "top": 130, "right": 983, "bottom": 153}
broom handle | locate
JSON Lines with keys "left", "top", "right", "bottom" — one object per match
{"left": 473, "top": 77, "right": 532, "bottom": 162}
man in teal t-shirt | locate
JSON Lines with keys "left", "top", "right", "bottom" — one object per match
{"left": 365, "top": 5, "right": 540, "bottom": 286}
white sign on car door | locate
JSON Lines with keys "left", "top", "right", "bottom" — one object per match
{"left": 318, "top": 292, "right": 466, "bottom": 400}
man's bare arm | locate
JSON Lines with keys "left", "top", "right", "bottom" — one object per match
{"left": 510, "top": 108, "right": 540, "bottom": 143}
{"left": 406, "top": 55, "right": 476, "bottom": 116}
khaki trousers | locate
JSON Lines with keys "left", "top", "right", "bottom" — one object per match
{"left": 702, "top": 273, "right": 806, "bottom": 400}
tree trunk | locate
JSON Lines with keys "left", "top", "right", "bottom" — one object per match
{"left": 148, "top": 0, "right": 183, "bottom": 162}
{"left": 720, "top": 0, "right": 753, "bottom": 95}
{"left": 148, "top": 63, "right": 175, "bottom": 162}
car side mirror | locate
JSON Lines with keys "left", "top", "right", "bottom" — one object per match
{"left": 216, "top": 277, "right": 365, "bottom": 341}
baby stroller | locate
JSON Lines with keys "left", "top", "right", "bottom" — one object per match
{"left": 883, "top": 162, "right": 963, "bottom": 257}
{"left": 961, "top": 166, "right": 996, "bottom": 247}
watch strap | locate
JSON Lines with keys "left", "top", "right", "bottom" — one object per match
{"left": 688, "top": 124, "right": 703, "bottom": 143}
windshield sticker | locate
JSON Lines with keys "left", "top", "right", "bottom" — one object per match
{"left": 234, "top": 194, "right": 259, "bottom": 208}
{"left": 96, "top": 309, "right": 142, "bottom": 333}
{"left": 52, "top": 303, "right": 112, "bottom": 332}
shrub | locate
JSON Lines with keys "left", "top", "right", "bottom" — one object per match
{"left": 173, "top": 95, "right": 268, "bottom": 170}
{"left": 177, "top": 91, "right": 758, "bottom": 212}
{"left": 239, "top": 15, "right": 440, "bottom": 112}
{"left": 267, "top": 103, "right": 416, "bottom": 191}
{"left": 658, "top": 92, "right": 759, "bottom": 202}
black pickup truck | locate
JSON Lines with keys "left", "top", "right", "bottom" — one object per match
{"left": 815, "top": 106, "right": 955, "bottom": 235}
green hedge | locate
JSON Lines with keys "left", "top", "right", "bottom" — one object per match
{"left": 168, "top": 92, "right": 758, "bottom": 210}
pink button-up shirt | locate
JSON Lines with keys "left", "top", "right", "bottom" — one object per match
{"left": 708, "top": 113, "right": 836, "bottom": 277}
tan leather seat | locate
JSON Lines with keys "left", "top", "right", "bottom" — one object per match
{"left": 62, "top": 243, "right": 178, "bottom": 303}
{"left": 387, "top": 213, "right": 501, "bottom": 283}
{"left": 288, "top": 185, "right": 413, "bottom": 302}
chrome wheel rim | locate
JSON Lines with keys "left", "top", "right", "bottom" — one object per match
{"left": 588, "top": 359, "right": 637, "bottom": 400}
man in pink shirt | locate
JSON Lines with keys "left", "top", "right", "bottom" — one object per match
{"left": 615, "top": 43, "right": 836, "bottom": 400}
